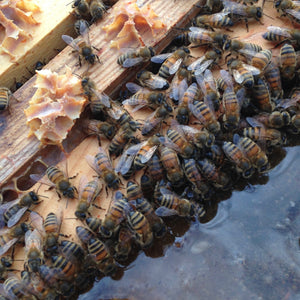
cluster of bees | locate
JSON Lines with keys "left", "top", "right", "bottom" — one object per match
{"left": 0, "top": 0, "right": 300, "bottom": 299}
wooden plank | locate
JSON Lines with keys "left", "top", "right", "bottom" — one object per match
{"left": 0, "top": 0, "right": 201, "bottom": 186}
{"left": 0, "top": 0, "right": 76, "bottom": 92}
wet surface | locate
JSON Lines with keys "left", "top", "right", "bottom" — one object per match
{"left": 80, "top": 145, "right": 300, "bottom": 300}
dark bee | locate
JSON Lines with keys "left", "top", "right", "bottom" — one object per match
{"left": 151, "top": 47, "right": 190, "bottom": 79}
{"left": 118, "top": 46, "right": 155, "bottom": 67}
{"left": 0, "top": 256, "right": 13, "bottom": 280}
{"left": 114, "top": 226, "right": 134, "bottom": 261}
{"left": 279, "top": 43, "right": 297, "bottom": 80}
{"left": 148, "top": 154, "right": 165, "bottom": 182}
{"left": 60, "top": 240, "right": 85, "bottom": 262}
{"left": 90, "top": 0, "right": 106, "bottom": 22}
{"left": 76, "top": 226, "right": 95, "bottom": 245}
{"left": 249, "top": 111, "right": 291, "bottom": 128}
{"left": 252, "top": 77, "right": 273, "bottom": 112}
{"left": 82, "top": 120, "right": 116, "bottom": 140}
{"left": 73, "top": 0, "right": 90, "bottom": 19}
{"left": 51, "top": 255, "right": 77, "bottom": 279}
{"left": 264, "top": 62, "right": 283, "bottom": 100}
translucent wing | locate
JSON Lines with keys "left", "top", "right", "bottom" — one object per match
{"left": 266, "top": 26, "right": 292, "bottom": 38}
{"left": 187, "top": 56, "right": 205, "bottom": 71}
{"left": 169, "top": 77, "right": 188, "bottom": 101}
{"left": 285, "top": 9, "right": 300, "bottom": 21}
{"left": 125, "top": 82, "right": 143, "bottom": 93}
{"left": 79, "top": 19, "right": 91, "bottom": 45}
{"left": 0, "top": 198, "right": 20, "bottom": 227}
{"left": 30, "top": 211, "right": 45, "bottom": 236}
{"left": 62, "top": 35, "right": 80, "bottom": 51}
{"left": 123, "top": 57, "right": 144, "bottom": 68}
{"left": 219, "top": 70, "right": 234, "bottom": 90}
{"left": 246, "top": 117, "right": 265, "bottom": 128}
{"left": 141, "top": 110, "right": 162, "bottom": 135}
{"left": 30, "top": 174, "right": 53, "bottom": 188}
{"left": 107, "top": 103, "right": 124, "bottom": 120}
{"left": 194, "top": 59, "right": 213, "bottom": 76}
{"left": 243, "top": 63, "right": 261, "bottom": 76}
{"left": 143, "top": 76, "right": 168, "bottom": 90}
{"left": 78, "top": 175, "right": 89, "bottom": 199}
{"left": 232, "top": 69, "right": 245, "bottom": 84}
{"left": 140, "top": 145, "right": 158, "bottom": 164}
{"left": 155, "top": 206, "right": 179, "bottom": 217}
{"left": 151, "top": 53, "right": 173, "bottom": 63}
{"left": 169, "top": 58, "right": 183, "bottom": 75}
{"left": 0, "top": 238, "right": 17, "bottom": 256}
{"left": 7, "top": 207, "right": 28, "bottom": 228}
{"left": 25, "top": 229, "right": 42, "bottom": 253}
{"left": 94, "top": 91, "right": 111, "bottom": 108}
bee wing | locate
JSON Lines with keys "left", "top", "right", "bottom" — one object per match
{"left": 266, "top": 26, "right": 292, "bottom": 38}
{"left": 141, "top": 110, "right": 162, "bottom": 135}
{"left": 246, "top": 117, "right": 265, "bottom": 128}
{"left": 79, "top": 19, "right": 91, "bottom": 45}
{"left": 219, "top": 70, "right": 234, "bottom": 90}
{"left": 276, "top": 97, "right": 298, "bottom": 109}
{"left": 25, "top": 228, "right": 42, "bottom": 252}
{"left": 169, "top": 58, "right": 183, "bottom": 75}
{"left": 235, "top": 87, "right": 246, "bottom": 108}
{"left": 213, "top": 11, "right": 231, "bottom": 19}
{"left": 78, "top": 175, "right": 89, "bottom": 199}
{"left": 0, "top": 238, "right": 18, "bottom": 256}
{"left": 242, "top": 63, "right": 261, "bottom": 76}
{"left": 187, "top": 56, "right": 205, "bottom": 71}
{"left": 7, "top": 206, "right": 28, "bottom": 228}
{"left": 93, "top": 91, "right": 111, "bottom": 108}
{"left": 143, "top": 76, "right": 168, "bottom": 90}
{"left": 169, "top": 76, "right": 188, "bottom": 101}
{"left": 285, "top": 9, "right": 300, "bottom": 20}
{"left": 122, "top": 57, "right": 144, "bottom": 68}
{"left": 151, "top": 53, "right": 173, "bottom": 64}
{"left": 107, "top": 103, "right": 124, "bottom": 120}
{"left": 125, "top": 82, "right": 144, "bottom": 93}
{"left": 29, "top": 174, "right": 53, "bottom": 187}
{"left": 155, "top": 206, "right": 179, "bottom": 217}
{"left": 232, "top": 69, "right": 245, "bottom": 85}
{"left": 62, "top": 35, "right": 80, "bottom": 51}
{"left": 131, "top": 104, "right": 148, "bottom": 113}
{"left": 194, "top": 59, "right": 213, "bottom": 76}
{"left": 222, "top": 0, "right": 247, "bottom": 15}
{"left": 163, "top": 138, "right": 182, "bottom": 154}
{"left": 30, "top": 211, "right": 46, "bottom": 236}
{"left": 0, "top": 198, "right": 20, "bottom": 226}
{"left": 140, "top": 145, "right": 158, "bottom": 164}
{"left": 189, "top": 26, "right": 209, "bottom": 33}
{"left": 195, "top": 72, "right": 206, "bottom": 94}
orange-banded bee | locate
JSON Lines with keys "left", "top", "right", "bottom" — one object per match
{"left": 165, "top": 120, "right": 195, "bottom": 158}
{"left": 222, "top": 0, "right": 263, "bottom": 31}
{"left": 0, "top": 191, "right": 41, "bottom": 228}
{"left": 76, "top": 226, "right": 95, "bottom": 245}
{"left": 252, "top": 77, "right": 273, "bottom": 112}
{"left": 248, "top": 111, "right": 291, "bottom": 128}
{"left": 196, "top": 69, "right": 220, "bottom": 111}
{"left": 176, "top": 82, "right": 201, "bottom": 125}
{"left": 188, "top": 99, "right": 221, "bottom": 134}
{"left": 159, "top": 146, "right": 185, "bottom": 187}
{"left": 217, "top": 69, "right": 238, "bottom": 93}
{"left": 82, "top": 120, "right": 116, "bottom": 141}
{"left": 116, "top": 135, "right": 162, "bottom": 175}
{"left": 117, "top": 46, "right": 155, "bottom": 68}
{"left": 86, "top": 147, "right": 121, "bottom": 190}
{"left": 279, "top": 44, "right": 297, "bottom": 80}
{"left": 126, "top": 181, "right": 144, "bottom": 201}
{"left": 234, "top": 134, "right": 269, "bottom": 173}
{"left": 148, "top": 153, "right": 165, "bottom": 182}
{"left": 51, "top": 255, "right": 77, "bottom": 279}
{"left": 262, "top": 26, "right": 300, "bottom": 47}
{"left": 75, "top": 176, "right": 102, "bottom": 220}
{"left": 168, "top": 67, "right": 191, "bottom": 104}
{"left": 244, "top": 117, "right": 284, "bottom": 146}
{"left": 87, "top": 237, "right": 116, "bottom": 275}
{"left": 62, "top": 21, "right": 100, "bottom": 67}
{"left": 188, "top": 48, "right": 222, "bottom": 76}
{"left": 0, "top": 87, "right": 13, "bottom": 111}
{"left": 85, "top": 216, "right": 102, "bottom": 234}
{"left": 183, "top": 158, "right": 210, "bottom": 200}
{"left": 136, "top": 70, "right": 169, "bottom": 90}
{"left": 0, "top": 223, "right": 30, "bottom": 256}
{"left": 127, "top": 210, "right": 153, "bottom": 248}
{"left": 227, "top": 58, "right": 260, "bottom": 88}
{"left": 192, "top": 12, "right": 234, "bottom": 31}
{"left": 264, "top": 62, "right": 283, "bottom": 100}
{"left": 222, "top": 87, "right": 245, "bottom": 130}
{"left": 275, "top": 0, "right": 300, "bottom": 23}
{"left": 151, "top": 47, "right": 190, "bottom": 79}
{"left": 124, "top": 82, "right": 167, "bottom": 112}
{"left": 198, "top": 158, "right": 230, "bottom": 189}
{"left": 30, "top": 211, "right": 63, "bottom": 257}
{"left": 24, "top": 229, "right": 44, "bottom": 273}
{"left": 141, "top": 103, "right": 173, "bottom": 136}
{"left": 155, "top": 188, "right": 195, "bottom": 217}
{"left": 60, "top": 240, "right": 85, "bottom": 262}
{"left": 135, "top": 197, "right": 166, "bottom": 238}
{"left": 100, "top": 191, "right": 130, "bottom": 237}
{"left": 250, "top": 49, "right": 272, "bottom": 72}
{"left": 222, "top": 141, "right": 254, "bottom": 178}
{"left": 114, "top": 226, "right": 134, "bottom": 261}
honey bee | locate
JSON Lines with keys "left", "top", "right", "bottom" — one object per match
{"left": 116, "top": 135, "right": 162, "bottom": 175}
{"left": 223, "top": 39, "right": 262, "bottom": 59}
{"left": 0, "top": 222, "right": 30, "bottom": 256}
{"left": 151, "top": 47, "right": 190, "bottom": 79}
{"left": 200, "top": 0, "right": 224, "bottom": 13}
{"left": 198, "top": 159, "right": 230, "bottom": 189}
{"left": 222, "top": 141, "right": 254, "bottom": 178}
{"left": 86, "top": 147, "right": 121, "bottom": 190}
{"left": 0, "top": 256, "right": 13, "bottom": 280}
{"left": 136, "top": 70, "right": 169, "bottom": 90}
{"left": 252, "top": 77, "right": 273, "bottom": 112}
{"left": 74, "top": 19, "right": 90, "bottom": 35}
{"left": 82, "top": 119, "right": 116, "bottom": 141}
{"left": 87, "top": 237, "right": 116, "bottom": 275}
{"left": 51, "top": 255, "right": 77, "bottom": 279}
{"left": 75, "top": 177, "right": 102, "bottom": 220}
{"left": 192, "top": 12, "right": 234, "bottom": 30}
{"left": 85, "top": 216, "right": 102, "bottom": 234}
{"left": 30, "top": 211, "right": 63, "bottom": 257}
{"left": 196, "top": 69, "right": 220, "bottom": 111}
{"left": 100, "top": 191, "right": 130, "bottom": 237}
{"left": 168, "top": 67, "right": 191, "bottom": 104}
{"left": 183, "top": 158, "right": 210, "bottom": 200}
{"left": 262, "top": 26, "right": 300, "bottom": 47}
{"left": 126, "top": 181, "right": 144, "bottom": 201}
{"left": 222, "top": 0, "right": 263, "bottom": 31}
{"left": 188, "top": 99, "right": 221, "bottom": 134}
{"left": 62, "top": 21, "right": 100, "bottom": 67}
{"left": 73, "top": 0, "right": 90, "bottom": 19}
{"left": 227, "top": 58, "right": 260, "bottom": 88}
{"left": 124, "top": 82, "right": 167, "bottom": 111}
{"left": 155, "top": 188, "right": 195, "bottom": 217}
{"left": 188, "top": 48, "right": 222, "bottom": 76}
{"left": 222, "top": 87, "right": 244, "bottom": 130}
{"left": 165, "top": 121, "right": 195, "bottom": 158}
{"left": 234, "top": 134, "right": 269, "bottom": 173}
{"left": 140, "top": 173, "right": 155, "bottom": 199}
{"left": 89, "top": 0, "right": 106, "bottom": 22}
{"left": 3, "top": 275, "right": 32, "bottom": 299}
{"left": 142, "top": 104, "right": 173, "bottom": 136}
{"left": 0, "top": 191, "right": 41, "bottom": 228}
{"left": 274, "top": 0, "right": 300, "bottom": 23}
{"left": 176, "top": 82, "right": 201, "bottom": 125}
{"left": 264, "top": 62, "right": 283, "bottom": 100}
{"left": 114, "top": 226, "right": 134, "bottom": 261}
{"left": 0, "top": 87, "right": 13, "bottom": 111}
{"left": 117, "top": 46, "right": 155, "bottom": 68}
{"left": 76, "top": 226, "right": 95, "bottom": 245}
{"left": 250, "top": 49, "right": 272, "bottom": 72}
{"left": 127, "top": 210, "right": 153, "bottom": 248}
{"left": 279, "top": 43, "right": 297, "bottom": 80}
{"left": 135, "top": 197, "right": 166, "bottom": 238}
{"left": 248, "top": 111, "right": 291, "bottom": 128}
{"left": 148, "top": 154, "right": 165, "bottom": 182}
{"left": 159, "top": 146, "right": 185, "bottom": 186}
{"left": 60, "top": 240, "right": 85, "bottom": 262}
{"left": 244, "top": 117, "right": 284, "bottom": 146}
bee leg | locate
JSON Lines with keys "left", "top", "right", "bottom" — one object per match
{"left": 69, "top": 173, "right": 78, "bottom": 180}
{"left": 244, "top": 18, "right": 249, "bottom": 32}
{"left": 92, "top": 204, "right": 105, "bottom": 210}
{"left": 59, "top": 233, "right": 71, "bottom": 238}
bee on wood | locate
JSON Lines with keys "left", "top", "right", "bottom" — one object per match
{"left": 136, "top": 70, "right": 169, "bottom": 90}
{"left": 82, "top": 120, "right": 116, "bottom": 141}
{"left": 62, "top": 21, "right": 100, "bottom": 67}
{"left": 89, "top": 0, "right": 106, "bottom": 22}
{"left": 275, "top": 0, "right": 300, "bottom": 23}
{"left": 192, "top": 12, "right": 234, "bottom": 31}
{"left": 262, "top": 26, "right": 300, "bottom": 47}
{"left": 117, "top": 46, "right": 155, "bottom": 68}
{"left": 0, "top": 87, "right": 16, "bottom": 112}
{"left": 250, "top": 49, "right": 272, "bottom": 72}
{"left": 73, "top": 0, "right": 90, "bottom": 19}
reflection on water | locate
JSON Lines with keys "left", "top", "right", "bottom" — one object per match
{"left": 80, "top": 146, "right": 300, "bottom": 300}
